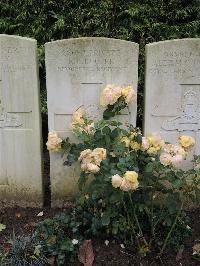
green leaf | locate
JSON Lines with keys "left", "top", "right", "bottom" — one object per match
{"left": 103, "top": 108, "right": 114, "bottom": 120}
{"left": 172, "top": 179, "right": 182, "bottom": 189}
{"left": 102, "top": 126, "right": 111, "bottom": 135}
{"left": 101, "top": 213, "right": 110, "bottom": 226}
{"left": 78, "top": 172, "right": 87, "bottom": 191}
{"left": 145, "top": 162, "right": 153, "bottom": 173}
{"left": 111, "top": 128, "right": 121, "bottom": 138}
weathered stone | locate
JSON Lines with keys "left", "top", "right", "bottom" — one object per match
{"left": 144, "top": 39, "right": 200, "bottom": 168}
{"left": 0, "top": 34, "right": 43, "bottom": 207}
{"left": 45, "top": 37, "right": 139, "bottom": 206}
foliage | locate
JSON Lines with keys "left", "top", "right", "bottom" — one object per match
{"left": 0, "top": 234, "right": 47, "bottom": 266}
{"left": 34, "top": 212, "right": 81, "bottom": 265}
{"left": 46, "top": 89, "right": 200, "bottom": 258}
{"left": 1, "top": 0, "right": 200, "bottom": 121}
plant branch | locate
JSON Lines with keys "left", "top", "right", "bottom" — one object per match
{"left": 158, "top": 201, "right": 184, "bottom": 256}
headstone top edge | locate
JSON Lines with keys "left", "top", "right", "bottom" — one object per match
{"left": 0, "top": 34, "right": 36, "bottom": 42}
{"left": 45, "top": 37, "right": 139, "bottom": 47}
{"left": 146, "top": 38, "right": 200, "bottom": 48}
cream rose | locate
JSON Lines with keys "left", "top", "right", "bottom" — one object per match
{"left": 142, "top": 137, "right": 150, "bottom": 150}
{"left": 160, "top": 153, "right": 172, "bottom": 166}
{"left": 86, "top": 163, "right": 100, "bottom": 173}
{"left": 79, "top": 149, "right": 92, "bottom": 162}
{"left": 100, "top": 84, "right": 122, "bottom": 107}
{"left": 120, "top": 179, "right": 131, "bottom": 191}
{"left": 46, "top": 132, "right": 62, "bottom": 152}
{"left": 71, "top": 109, "right": 85, "bottom": 129}
{"left": 79, "top": 148, "right": 106, "bottom": 173}
{"left": 171, "top": 154, "right": 183, "bottom": 167}
{"left": 111, "top": 174, "right": 123, "bottom": 188}
{"left": 125, "top": 88, "right": 137, "bottom": 104}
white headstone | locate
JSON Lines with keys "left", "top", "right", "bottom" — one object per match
{"left": 45, "top": 37, "right": 139, "bottom": 206}
{"left": 0, "top": 35, "right": 43, "bottom": 207}
{"left": 144, "top": 39, "right": 200, "bottom": 168}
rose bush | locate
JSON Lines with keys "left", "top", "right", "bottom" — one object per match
{"left": 47, "top": 84, "right": 200, "bottom": 257}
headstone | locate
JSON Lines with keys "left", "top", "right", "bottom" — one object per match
{"left": 45, "top": 37, "right": 139, "bottom": 206}
{"left": 0, "top": 35, "right": 43, "bottom": 207}
{"left": 144, "top": 38, "right": 200, "bottom": 168}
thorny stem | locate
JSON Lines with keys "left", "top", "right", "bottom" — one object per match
{"left": 121, "top": 192, "right": 140, "bottom": 249}
{"left": 148, "top": 191, "right": 155, "bottom": 246}
{"left": 128, "top": 193, "right": 148, "bottom": 247}
{"left": 158, "top": 201, "right": 184, "bottom": 256}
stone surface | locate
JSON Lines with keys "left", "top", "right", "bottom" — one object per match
{"left": 0, "top": 34, "right": 43, "bottom": 207}
{"left": 45, "top": 37, "right": 139, "bottom": 206}
{"left": 144, "top": 38, "right": 200, "bottom": 168}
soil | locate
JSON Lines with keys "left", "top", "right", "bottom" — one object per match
{"left": 0, "top": 206, "right": 199, "bottom": 266}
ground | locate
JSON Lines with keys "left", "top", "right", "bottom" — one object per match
{"left": 0, "top": 206, "right": 199, "bottom": 265}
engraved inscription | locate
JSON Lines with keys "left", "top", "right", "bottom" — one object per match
{"left": 2, "top": 46, "right": 32, "bottom": 60}
{"left": 1, "top": 64, "right": 33, "bottom": 73}
{"left": 161, "top": 86, "right": 200, "bottom": 132}
{"left": 50, "top": 48, "right": 129, "bottom": 72}
{"left": 149, "top": 49, "right": 200, "bottom": 78}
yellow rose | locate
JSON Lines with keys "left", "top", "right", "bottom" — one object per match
{"left": 100, "top": 95, "right": 106, "bottom": 107}
{"left": 121, "top": 86, "right": 130, "bottom": 97}
{"left": 129, "top": 131, "right": 137, "bottom": 140}
{"left": 121, "top": 86, "right": 133, "bottom": 97}
{"left": 147, "top": 136, "right": 153, "bottom": 145}
{"left": 147, "top": 147, "right": 158, "bottom": 154}
{"left": 112, "top": 174, "right": 123, "bottom": 188}
{"left": 121, "top": 171, "right": 139, "bottom": 191}
{"left": 121, "top": 136, "right": 130, "bottom": 147}
{"left": 147, "top": 134, "right": 164, "bottom": 150}
{"left": 178, "top": 135, "right": 195, "bottom": 148}
{"left": 124, "top": 171, "right": 138, "bottom": 183}
{"left": 130, "top": 141, "right": 141, "bottom": 151}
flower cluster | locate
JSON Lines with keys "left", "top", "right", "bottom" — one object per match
{"left": 121, "top": 131, "right": 141, "bottom": 151}
{"left": 158, "top": 135, "right": 195, "bottom": 167}
{"left": 46, "top": 132, "right": 62, "bottom": 152}
{"left": 71, "top": 108, "right": 95, "bottom": 135}
{"left": 141, "top": 133, "right": 165, "bottom": 154}
{"left": 79, "top": 148, "right": 107, "bottom": 173}
{"left": 100, "top": 84, "right": 136, "bottom": 107}
{"left": 111, "top": 171, "right": 139, "bottom": 192}
{"left": 160, "top": 144, "right": 187, "bottom": 167}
